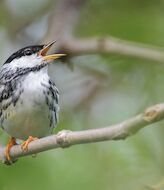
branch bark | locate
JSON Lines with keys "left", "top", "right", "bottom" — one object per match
{"left": 1, "top": 103, "right": 164, "bottom": 165}
{"left": 62, "top": 37, "right": 164, "bottom": 62}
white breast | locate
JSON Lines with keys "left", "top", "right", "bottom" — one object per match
{"left": 3, "top": 68, "right": 53, "bottom": 140}
{"left": 21, "top": 68, "right": 49, "bottom": 108}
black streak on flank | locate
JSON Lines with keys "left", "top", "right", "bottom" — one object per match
{"left": 4, "top": 45, "right": 44, "bottom": 64}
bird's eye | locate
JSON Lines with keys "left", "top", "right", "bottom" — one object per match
{"left": 24, "top": 49, "right": 32, "bottom": 56}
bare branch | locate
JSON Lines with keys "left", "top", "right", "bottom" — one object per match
{"left": 62, "top": 37, "right": 164, "bottom": 62}
{"left": 44, "top": 0, "right": 164, "bottom": 63}
{"left": 44, "top": 0, "right": 87, "bottom": 44}
{"left": 1, "top": 103, "right": 164, "bottom": 165}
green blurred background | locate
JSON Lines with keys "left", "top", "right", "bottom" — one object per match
{"left": 0, "top": 0, "right": 164, "bottom": 189}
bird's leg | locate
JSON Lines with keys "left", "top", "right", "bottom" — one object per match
{"left": 21, "top": 136, "right": 38, "bottom": 151}
{"left": 5, "top": 137, "right": 17, "bottom": 162}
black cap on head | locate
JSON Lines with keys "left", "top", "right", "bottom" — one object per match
{"left": 4, "top": 45, "right": 44, "bottom": 64}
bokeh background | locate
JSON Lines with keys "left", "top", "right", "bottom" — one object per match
{"left": 0, "top": 0, "right": 164, "bottom": 189}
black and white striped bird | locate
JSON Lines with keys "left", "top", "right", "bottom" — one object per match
{"left": 0, "top": 42, "right": 65, "bottom": 162}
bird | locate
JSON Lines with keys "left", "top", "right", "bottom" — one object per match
{"left": 0, "top": 41, "right": 65, "bottom": 163}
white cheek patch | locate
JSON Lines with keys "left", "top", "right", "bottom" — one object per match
{"left": 9, "top": 54, "right": 43, "bottom": 69}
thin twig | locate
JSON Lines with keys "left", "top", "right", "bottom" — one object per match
{"left": 0, "top": 103, "right": 164, "bottom": 164}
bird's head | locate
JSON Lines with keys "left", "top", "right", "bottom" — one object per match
{"left": 4, "top": 41, "right": 65, "bottom": 70}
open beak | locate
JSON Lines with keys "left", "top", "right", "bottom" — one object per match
{"left": 39, "top": 41, "right": 66, "bottom": 62}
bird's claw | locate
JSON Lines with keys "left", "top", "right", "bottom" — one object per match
{"left": 5, "top": 137, "right": 17, "bottom": 164}
{"left": 21, "top": 136, "right": 38, "bottom": 151}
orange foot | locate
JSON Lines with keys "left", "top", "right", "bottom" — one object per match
{"left": 21, "top": 136, "right": 38, "bottom": 151}
{"left": 5, "top": 137, "right": 17, "bottom": 162}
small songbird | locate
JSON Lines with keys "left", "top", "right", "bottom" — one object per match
{"left": 0, "top": 41, "right": 65, "bottom": 162}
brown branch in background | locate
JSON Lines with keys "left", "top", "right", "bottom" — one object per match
{"left": 62, "top": 37, "right": 164, "bottom": 62}
{"left": 0, "top": 103, "right": 164, "bottom": 165}
{"left": 44, "top": 0, "right": 87, "bottom": 46}
{"left": 43, "top": 0, "right": 164, "bottom": 63}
